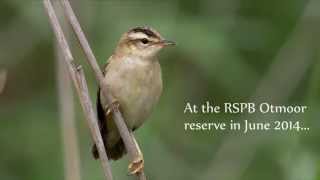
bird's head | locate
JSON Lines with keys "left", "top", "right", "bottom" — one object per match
{"left": 115, "top": 26, "right": 175, "bottom": 59}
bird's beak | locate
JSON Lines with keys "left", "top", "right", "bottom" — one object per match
{"left": 159, "top": 39, "right": 176, "bottom": 46}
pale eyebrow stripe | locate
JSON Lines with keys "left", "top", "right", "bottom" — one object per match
{"left": 128, "top": 32, "right": 149, "bottom": 40}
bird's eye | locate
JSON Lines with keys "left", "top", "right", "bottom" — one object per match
{"left": 141, "top": 38, "right": 149, "bottom": 44}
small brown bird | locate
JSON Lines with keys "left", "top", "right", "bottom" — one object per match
{"left": 92, "top": 27, "right": 175, "bottom": 161}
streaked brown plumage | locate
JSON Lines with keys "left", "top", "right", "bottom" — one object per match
{"left": 92, "top": 27, "right": 175, "bottom": 160}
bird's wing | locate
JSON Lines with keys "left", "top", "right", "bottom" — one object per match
{"left": 93, "top": 56, "right": 113, "bottom": 158}
{"left": 93, "top": 55, "right": 127, "bottom": 160}
{"left": 97, "top": 55, "right": 114, "bottom": 128}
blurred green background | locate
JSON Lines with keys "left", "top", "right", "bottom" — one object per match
{"left": 0, "top": 0, "right": 319, "bottom": 180}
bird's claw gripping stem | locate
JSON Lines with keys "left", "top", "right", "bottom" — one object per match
{"left": 104, "top": 100, "right": 120, "bottom": 116}
{"left": 127, "top": 132, "right": 144, "bottom": 175}
{"left": 128, "top": 157, "right": 144, "bottom": 175}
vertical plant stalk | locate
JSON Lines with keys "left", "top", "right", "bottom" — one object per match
{"left": 56, "top": 41, "right": 81, "bottom": 180}
{"left": 43, "top": 0, "right": 114, "bottom": 180}
{"left": 0, "top": 69, "right": 7, "bottom": 94}
{"left": 59, "top": 0, "right": 146, "bottom": 178}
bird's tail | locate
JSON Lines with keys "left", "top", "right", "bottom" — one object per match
{"left": 92, "top": 138, "right": 126, "bottom": 160}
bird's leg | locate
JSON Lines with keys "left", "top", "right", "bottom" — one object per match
{"left": 106, "top": 100, "right": 144, "bottom": 175}
{"left": 128, "top": 131, "right": 144, "bottom": 175}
